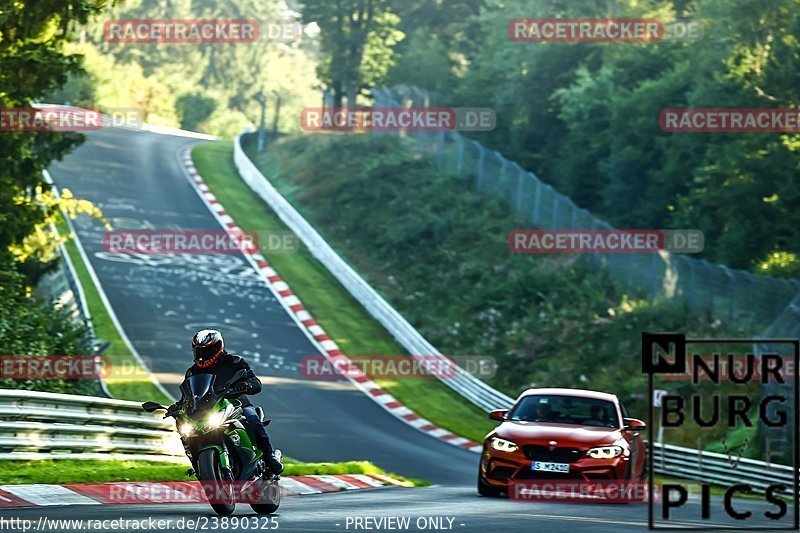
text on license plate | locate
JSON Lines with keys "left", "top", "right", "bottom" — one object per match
{"left": 531, "top": 461, "right": 570, "bottom": 473}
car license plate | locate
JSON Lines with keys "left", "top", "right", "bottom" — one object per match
{"left": 531, "top": 461, "right": 570, "bottom": 473}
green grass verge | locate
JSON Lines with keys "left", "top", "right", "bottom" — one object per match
{"left": 0, "top": 459, "right": 425, "bottom": 486}
{"left": 191, "top": 141, "right": 496, "bottom": 443}
{"left": 56, "top": 216, "right": 172, "bottom": 405}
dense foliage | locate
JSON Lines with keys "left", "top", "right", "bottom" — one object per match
{"left": 50, "top": 0, "right": 320, "bottom": 137}
{"left": 0, "top": 0, "right": 109, "bottom": 255}
{"left": 0, "top": 0, "right": 110, "bottom": 394}
{"left": 383, "top": 0, "right": 800, "bottom": 275}
{"left": 247, "top": 133, "right": 731, "bottom": 423}
{"left": 39, "top": 0, "right": 800, "bottom": 272}
{"left": 301, "top": 0, "right": 403, "bottom": 107}
{"left": 0, "top": 259, "right": 97, "bottom": 394}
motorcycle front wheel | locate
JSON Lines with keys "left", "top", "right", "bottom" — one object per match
{"left": 197, "top": 448, "right": 236, "bottom": 516}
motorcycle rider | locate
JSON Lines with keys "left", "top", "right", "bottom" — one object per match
{"left": 171, "top": 329, "right": 284, "bottom": 475}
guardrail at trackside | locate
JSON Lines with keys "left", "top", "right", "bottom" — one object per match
{"left": 233, "top": 133, "right": 515, "bottom": 413}
{"left": 2, "top": 388, "right": 793, "bottom": 492}
{"left": 0, "top": 389, "right": 184, "bottom": 462}
{"left": 652, "top": 442, "right": 795, "bottom": 494}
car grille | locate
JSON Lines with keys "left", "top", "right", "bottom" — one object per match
{"left": 523, "top": 445, "right": 583, "bottom": 463}
{"left": 486, "top": 466, "right": 516, "bottom": 480}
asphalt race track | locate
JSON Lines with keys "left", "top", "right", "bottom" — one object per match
{"left": 46, "top": 126, "right": 475, "bottom": 485}
{"left": 9, "top": 126, "right": 791, "bottom": 532}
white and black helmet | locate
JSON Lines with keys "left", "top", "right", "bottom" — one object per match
{"left": 192, "top": 329, "right": 224, "bottom": 368}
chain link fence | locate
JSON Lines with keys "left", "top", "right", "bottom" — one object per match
{"left": 371, "top": 85, "right": 800, "bottom": 334}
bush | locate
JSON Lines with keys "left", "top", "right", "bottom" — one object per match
{"left": 176, "top": 92, "right": 218, "bottom": 132}
{"left": 0, "top": 258, "right": 97, "bottom": 395}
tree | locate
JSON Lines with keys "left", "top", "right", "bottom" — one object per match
{"left": 302, "top": 0, "right": 403, "bottom": 107}
{"left": 72, "top": 0, "right": 320, "bottom": 136}
{"left": 0, "top": 0, "right": 113, "bottom": 395}
{"left": 0, "top": 0, "right": 114, "bottom": 255}
{"left": 385, "top": 0, "right": 800, "bottom": 274}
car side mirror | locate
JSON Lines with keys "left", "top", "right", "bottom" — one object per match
{"left": 623, "top": 418, "right": 647, "bottom": 431}
{"left": 142, "top": 401, "right": 165, "bottom": 412}
{"left": 489, "top": 409, "right": 508, "bottom": 421}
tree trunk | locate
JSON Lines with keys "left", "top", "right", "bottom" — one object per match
{"left": 332, "top": 80, "right": 343, "bottom": 109}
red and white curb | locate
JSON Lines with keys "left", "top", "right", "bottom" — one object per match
{"left": 0, "top": 475, "right": 404, "bottom": 508}
{"left": 179, "top": 149, "right": 483, "bottom": 454}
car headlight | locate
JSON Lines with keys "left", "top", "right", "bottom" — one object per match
{"left": 587, "top": 445, "right": 624, "bottom": 459}
{"left": 490, "top": 437, "right": 519, "bottom": 453}
{"left": 178, "top": 423, "right": 196, "bottom": 438}
{"left": 205, "top": 410, "right": 226, "bottom": 429}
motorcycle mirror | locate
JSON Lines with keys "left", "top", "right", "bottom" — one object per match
{"left": 142, "top": 401, "right": 165, "bottom": 412}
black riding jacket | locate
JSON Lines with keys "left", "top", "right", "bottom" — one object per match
{"left": 183, "top": 351, "right": 262, "bottom": 407}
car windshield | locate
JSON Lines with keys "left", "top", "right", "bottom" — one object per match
{"left": 509, "top": 395, "right": 620, "bottom": 428}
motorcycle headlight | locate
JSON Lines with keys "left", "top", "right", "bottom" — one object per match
{"left": 490, "top": 437, "right": 519, "bottom": 453}
{"left": 205, "top": 410, "right": 226, "bottom": 429}
{"left": 587, "top": 445, "right": 624, "bottom": 459}
{"left": 178, "top": 423, "right": 196, "bottom": 438}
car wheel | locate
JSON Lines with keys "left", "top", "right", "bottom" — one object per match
{"left": 477, "top": 472, "right": 504, "bottom": 497}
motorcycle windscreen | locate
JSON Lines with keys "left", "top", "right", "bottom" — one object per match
{"left": 181, "top": 373, "right": 218, "bottom": 418}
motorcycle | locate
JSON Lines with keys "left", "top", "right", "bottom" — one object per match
{"left": 142, "top": 369, "right": 281, "bottom": 516}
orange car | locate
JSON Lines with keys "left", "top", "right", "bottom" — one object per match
{"left": 478, "top": 388, "right": 647, "bottom": 497}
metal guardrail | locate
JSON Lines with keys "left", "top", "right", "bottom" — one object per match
{"left": 2, "top": 389, "right": 793, "bottom": 491}
{"left": 0, "top": 389, "right": 184, "bottom": 461}
{"left": 233, "top": 134, "right": 515, "bottom": 412}
{"left": 652, "top": 442, "right": 795, "bottom": 493}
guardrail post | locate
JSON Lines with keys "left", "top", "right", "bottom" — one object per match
{"left": 551, "top": 193, "right": 560, "bottom": 228}
{"left": 531, "top": 177, "right": 542, "bottom": 224}
{"left": 696, "top": 438, "right": 703, "bottom": 472}
{"left": 495, "top": 152, "right": 506, "bottom": 197}
{"left": 721, "top": 265, "right": 736, "bottom": 323}
{"left": 515, "top": 164, "right": 524, "bottom": 212}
